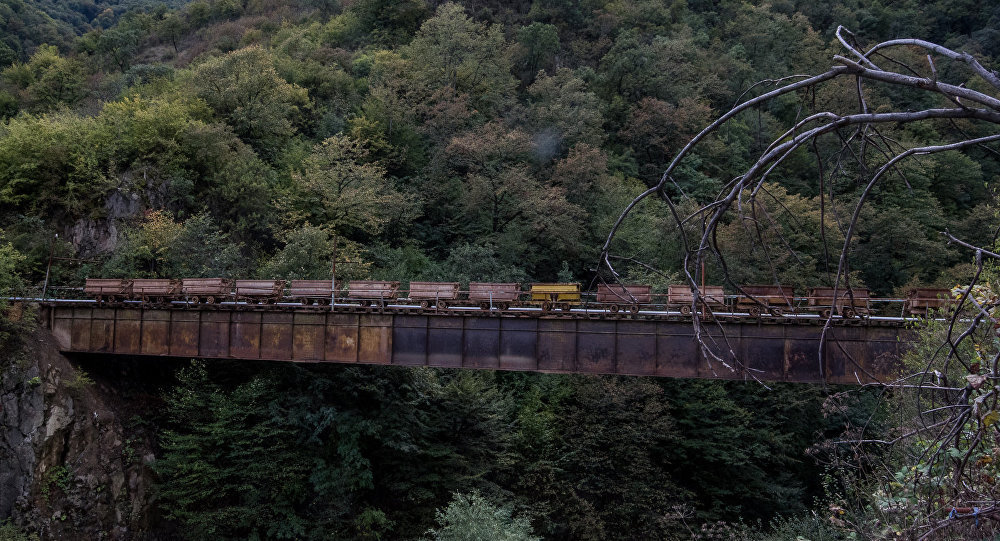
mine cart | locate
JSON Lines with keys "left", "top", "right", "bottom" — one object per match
{"left": 596, "top": 283, "right": 652, "bottom": 313}
{"left": 346, "top": 280, "right": 400, "bottom": 307}
{"left": 469, "top": 282, "right": 521, "bottom": 310}
{"left": 904, "top": 287, "right": 955, "bottom": 317}
{"left": 667, "top": 285, "right": 726, "bottom": 315}
{"left": 181, "top": 278, "right": 233, "bottom": 304}
{"left": 807, "top": 287, "right": 870, "bottom": 318}
{"left": 530, "top": 283, "right": 581, "bottom": 311}
{"left": 131, "top": 279, "right": 182, "bottom": 304}
{"left": 289, "top": 280, "right": 336, "bottom": 305}
{"left": 407, "top": 282, "right": 460, "bottom": 309}
{"left": 234, "top": 280, "right": 285, "bottom": 304}
{"left": 84, "top": 278, "right": 132, "bottom": 304}
{"left": 736, "top": 284, "right": 796, "bottom": 317}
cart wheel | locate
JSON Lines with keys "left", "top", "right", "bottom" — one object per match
{"left": 770, "top": 307, "right": 784, "bottom": 316}
{"left": 561, "top": 304, "right": 572, "bottom": 312}
{"left": 155, "top": 296, "right": 165, "bottom": 305}
{"left": 419, "top": 300, "right": 430, "bottom": 309}
{"left": 821, "top": 309, "right": 832, "bottom": 318}
{"left": 842, "top": 307, "right": 856, "bottom": 319}
{"left": 541, "top": 302, "right": 551, "bottom": 312}
{"left": 748, "top": 306, "right": 762, "bottom": 318}
{"left": 629, "top": 304, "right": 640, "bottom": 314}
{"left": 438, "top": 301, "right": 449, "bottom": 310}
{"left": 205, "top": 296, "right": 215, "bottom": 304}
{"left": 608, "top": 304, "right": 620, "bottom": 313}
{"left": 478, "top": 302, "right": 490, "bottom": 310}
{"left": 318, "top": 298, "right": 329, "bottom": 306}
{"left": 680, "top": 305, "right": 692, "bottom": 315}
{"left": 188, "top": 296, "right": 199, "bottom": 305}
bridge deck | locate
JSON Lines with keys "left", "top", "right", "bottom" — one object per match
{"left": 39, "top": 303, "right": 907, "bottom": 384}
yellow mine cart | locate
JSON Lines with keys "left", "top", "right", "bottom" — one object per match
{"left": 530, "top": 283, "right": 581, "bottom": 312}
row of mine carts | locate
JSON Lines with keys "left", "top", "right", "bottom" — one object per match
{"left": 82, "top": 279, "right": 957, "bottom": 318}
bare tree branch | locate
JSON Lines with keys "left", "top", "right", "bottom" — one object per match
{"left": 600, "top": 29, "right": 1000, "bottom": 538}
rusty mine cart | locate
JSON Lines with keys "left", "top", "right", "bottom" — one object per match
{"left": 736, "top": 284, "right": 796, "bottom": 317}
{"left": 406, "top": 281, "right": 460, "bottom": 309}
{"left": 667, "top": 285, "right": 726, "bottom": 315}
{"left": 596, "top": 283, "right": 651, "bottom": 314}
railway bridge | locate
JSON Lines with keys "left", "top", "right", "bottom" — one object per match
{"left": 38, "top": 301, "right": 909, "bottom": 384}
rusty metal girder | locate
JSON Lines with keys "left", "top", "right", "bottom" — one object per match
{"left": 42, "top": 305, "right": 906, "bottom": 384}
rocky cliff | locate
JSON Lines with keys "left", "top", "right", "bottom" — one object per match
{"left": 0, "top": 322, "right": 161, "bottom": 539}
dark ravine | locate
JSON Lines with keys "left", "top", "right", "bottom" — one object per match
{"left": 1, "top": 325, "right": 162, "bottom": 539}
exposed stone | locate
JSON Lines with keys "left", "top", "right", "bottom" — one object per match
{"left": 43, "top": 403, "right": 72, "bottom": 440}
{"left": 67, "top": 189, "right": 145, "bottom": 258}
{"left": 1, "top": 328, "right": 161, "bottom": 538}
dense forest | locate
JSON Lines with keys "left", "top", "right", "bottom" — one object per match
{"left": 1, "top": 0, "right": 999, "bottom": 538}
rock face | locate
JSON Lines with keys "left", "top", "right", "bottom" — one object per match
{"left": 0, "top": 329, "right": 160, "bottom": 539}
{"left": 66, "top": 189, "right": 145, "bottom": 258}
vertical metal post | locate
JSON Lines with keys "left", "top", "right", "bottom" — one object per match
{"left": 331, "top": 233, "right": 337, "bottom": 309}
{"left": 700, "top": 258, "right": 706, "bottom": 317}
{"left": 41, "top": 233, "right": 57, "bottom": 301}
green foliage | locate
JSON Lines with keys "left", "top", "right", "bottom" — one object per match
{"left": 63, "top": 367, "right": 94, "bottom": 391}
{"left": 402, "top": 3, "right": 516, "bottom": 115}
{"left": 440, "top": 243, "right": 528, "bottom": 284}
{"left": 715, "top": 183, "right": 845, "bottom": 288}
{"left": 367, "top": 242, "right": 442, "bottom": 281}
{"left": 431, "top": 121, "right": 585, "bottom": 277}
{"left": 661, "top": 380, "right": 831, "bottom": 521}
{"left": 501, "top": 375, "right": 687, "bottom": 540}
{"left": 261, "top": 226, "right": 371, "bottom": 280}
{"left": 122, "top": 63, "right": 174, "bottom": 88}
{"left": 259, "top": 226, "right": 337, "bottom": 279}
{"left": 353, "top": 507, "right": 394, "bottom": 540}
{"left": 40, "top": 465, "right": 72, "bottom": 502}
{"left": 0, "top": 112, "right": 110, "bottom": 218}
{"left": 427, "top": 491, "right": 539, "bottom": 541}
{"left": 1, "top": 44, "right": 85, "bottom": 111}
{"left": 598, "top": 28, "right": 727, "bottom": 104}
{"left": 515, "top": 22, "right": 558, "bottom": 77}
{"left": 155, "top": 362, "right": 320, "bottom": 540}
{"left": 0, "top": 237, "right": 24, "bottom": 303}
{"left": 0, "top": 519, "right": 38, "bottom": 541}
{"left": 280, "top": 135, "right": 415, "bottom": 237}
{"left": 189, "top": 46, "right": 308, "bottom": 159}
{"left": 101, "top": 211, "right": 241, "bottom": 278}
{"left": 92, "top": 13, "right": 149, "bottom": 72}
{"left": 155, "top": 362, "right": 523, "bottom": 538}
{"left": 349, "top": 0, "right": 428, "bottom": 46}
{"left": 526, "top": 68, "right": 604, "bottom": 154}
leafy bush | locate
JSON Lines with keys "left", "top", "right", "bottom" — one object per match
{"left": 427, "top": 491, "right": 538, "bottom": 541}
